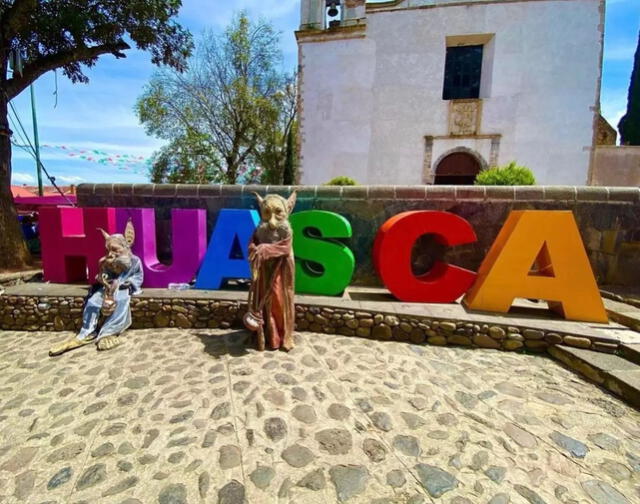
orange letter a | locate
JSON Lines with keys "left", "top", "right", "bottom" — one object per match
{"left": 463, "top": 210, "right": 607, "bottom": 323}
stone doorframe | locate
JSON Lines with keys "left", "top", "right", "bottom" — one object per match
{"left": 423, "top": 134, "right": 501, "bottom": 184}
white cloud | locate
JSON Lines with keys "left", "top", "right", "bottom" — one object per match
{"left": 605, "top": 43, "right": 637, "bottom": 62}
{"left": 55, "top": 175, "right": 85, "bottom": 184}
{"left": 605, "top": 108, "right": 626, "bottom": 139}
{"left": 12, "top": 172, "right": 35, "bottom": 184}
{"left": 601, "top": 92, "right": 627, "bottom": 132}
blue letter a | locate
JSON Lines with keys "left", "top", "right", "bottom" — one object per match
{"left": 195, "top": 209, "right": 259, "bottom": 289}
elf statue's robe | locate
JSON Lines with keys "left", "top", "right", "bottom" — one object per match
{"left": 245, "top": 192, "right": 297, "bottom": 351}
{"left": 49, "top": 221, "right": 143, "bottom": 356}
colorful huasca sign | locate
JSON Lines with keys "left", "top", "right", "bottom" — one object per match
{"left": 39, "top": 207, "right": 608, "bottom": 324}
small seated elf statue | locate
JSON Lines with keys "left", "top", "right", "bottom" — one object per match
{"left": 244, "top": 192, "right": 297, "bottom": 351}
{"left": 49, "top": 220, "right": 143, "bottom": 356}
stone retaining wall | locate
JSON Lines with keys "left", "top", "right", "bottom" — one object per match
{"left": 76, "top": 184, "right": 640, "bottom": 287}
{"left": 0, "top": 270, "right": 42, "bottom": 288}
{"left": 0, "top": 292, "right": 617, "bottom": 355}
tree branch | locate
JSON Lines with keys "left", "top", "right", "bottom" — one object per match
{"left": 0, "top": 0, "right": 37, "bottom": 43}
{"left": 5, "top": 41, "right": 130, "bottom": 99}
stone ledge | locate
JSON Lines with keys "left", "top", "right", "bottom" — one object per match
{"left": 0, "top": 284, "right": 630, "bottom": 355}
{"left": 0, "top": 270, "right": 42, "bottom": 287}
{"left": 549, "top": 345, "right": 640, "bottom": 409}
{"left": 77, "top": 184, "right": 634, "bottom": 204}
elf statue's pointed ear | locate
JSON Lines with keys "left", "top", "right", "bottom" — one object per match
{"left": 286, "top": 191, "right": 297, "bottom": 214}
{"left": 253, "top": 192, "right": 265, "bottom": 209}
{"left": 97, "top": 228, "right": 110, "bottom": 241}
{"left": 124, "top": 219, "right": 135, "bottom": 247}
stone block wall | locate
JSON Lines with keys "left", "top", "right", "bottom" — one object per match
{"left": 0, "top": 291, "right": 618, "bottom": 355}
{"left": 591, "top": 146, "right": 640, "bottom": 187}
{"left": 76, "top": 184, "right": 640, "bottom": 287}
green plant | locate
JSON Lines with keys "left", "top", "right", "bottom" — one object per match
{"left": 474, "top": 161, "right": 536, "bottom": 186}
{"left": 325, "top": 176, "right": 357, "bottom": 186}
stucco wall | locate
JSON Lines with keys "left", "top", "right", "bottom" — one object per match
{"left": 591, "top": 146, "right": 640, "bottom": 187}
{"left": 77, "top": 184, "right": 640, "bottom": 288}
{"left": 298, "top": 0, "right": 603, "bottom": 185}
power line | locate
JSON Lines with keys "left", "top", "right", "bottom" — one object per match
{"left": 8, "top": 102, "right": 76, "bottom": 206}
{"left": 8, "top": 112, "right": 30, "bottom": 147}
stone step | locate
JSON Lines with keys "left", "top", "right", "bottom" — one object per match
{"left": 620, "top": 343, "right": 640, "bottom": 366}
{"left": 604, "top": 298, "right": 640, "bottom": 332}
{"left": 548, "top": 345, "right": 640, "bottom": 409}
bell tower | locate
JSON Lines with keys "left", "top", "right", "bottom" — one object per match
{"left": 344, "top": 0, "right": 366, "bottom": 25}
{"left": 300, "top": 0, "right": 325, "bottom": 30}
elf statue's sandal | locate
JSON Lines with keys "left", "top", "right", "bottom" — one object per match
{"left": 48, "top": 334, "right": 96, "bottom": 357}
{"left": 97, "top": 335, "right": 123, "bottom": 351}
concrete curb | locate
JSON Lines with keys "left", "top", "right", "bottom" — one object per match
{"left": 549, "top": 345, "right": 640, "bottom": 409}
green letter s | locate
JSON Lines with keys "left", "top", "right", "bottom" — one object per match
{"left": 290, "top": 210, "right": 355, "bottom": 296}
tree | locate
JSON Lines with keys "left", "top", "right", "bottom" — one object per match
{"left": 282, "top": 123, "right": 297, "bottom": 185}
{"left": 257, "top": 75, "right": 298, "bottom": 185}
{"left": 149, "top": 131, "right": 221, "bottom": 184}
{"left": 0, "top": 0, "right": 192, "bottom": 270}
{"left": 619, "top": 31, "right": 640, "bottom": 145}
{"left": 137, "top": 12, "right": 294, "bottom": 184}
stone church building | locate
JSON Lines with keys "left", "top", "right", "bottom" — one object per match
{"left": 296, "top": 0, "right": 605, "bottom": 185}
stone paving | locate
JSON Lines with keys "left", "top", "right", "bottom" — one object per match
{"left": 0, "top": 329, "right": 639, "bottom": 504}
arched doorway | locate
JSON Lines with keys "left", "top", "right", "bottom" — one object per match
{"left": 434, "top": 151, "right": 483, "bottom": 185}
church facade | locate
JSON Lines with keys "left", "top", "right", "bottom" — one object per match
{"left": 296, "top": 0, "right": 605, "bottom": 185}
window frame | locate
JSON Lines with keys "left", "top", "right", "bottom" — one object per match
{"left": 442, "top": 44, "right": 484, "bottom": 101}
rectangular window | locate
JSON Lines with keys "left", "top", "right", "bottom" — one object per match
{"left": 443, "top": 45, "right": 483, "bottom": 100}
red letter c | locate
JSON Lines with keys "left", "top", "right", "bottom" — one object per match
{"left": 373, "top": 211, "right": 477, "bottom": 303}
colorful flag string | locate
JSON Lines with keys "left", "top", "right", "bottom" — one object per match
{"left": 40, "top": 144, "right": 153, "bottom": 174}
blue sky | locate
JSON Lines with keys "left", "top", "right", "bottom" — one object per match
{"left": 9, "top": 0, "right": 639, "bottom": 186}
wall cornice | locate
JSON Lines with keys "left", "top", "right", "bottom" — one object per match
{"left": 366, "top": 0, "right": 598, "bottom": 14}
{"left": 77, "top": 184, "right": 639, "bottom": 204}
{"left": 296, "top": 22, "right": 367, "bottom": 43}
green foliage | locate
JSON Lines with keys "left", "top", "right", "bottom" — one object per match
{"left": 137, "top": 11, "right": 295, "bottom": 184}
{"left": 256, "top": 78, "right": 299, "bottom": 185}
{"left": 619, "top": 31, "right": 640, "bottom": 145}
{"left": 474, "top": 161, "right": 536, "bottom": 186}
{"left": 282, "top": 124, "right": 297, "bottom": 185}
{"left": 326, "top": 176, "right": 357, "bottom": 186}
{"left": 149, "top": 131, "right": 221, "bottom": 184}
{"left": 2, "top": 0, "right": 193, "bottom": 100}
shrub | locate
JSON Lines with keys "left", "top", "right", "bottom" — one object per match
{"left": 325, "top": 176, "right": 357, "bottom": 186}
{"left": 475, "top": 161, "right": 536, "bottom": 186}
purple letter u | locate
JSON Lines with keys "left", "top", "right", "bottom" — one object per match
{"left": 116, "top": 208, "right": 207, "bottom": 288}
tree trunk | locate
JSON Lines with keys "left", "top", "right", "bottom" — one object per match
{"left": 283, "top": 127, "right": 295, "bottom": 185}
{"left": 225, "top": 156, "right": 238, "bottom": 184}
{"left": 0, "top": 93, "right": 32, "bottom": 270}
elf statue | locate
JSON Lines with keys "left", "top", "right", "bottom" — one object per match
{"left": 244, "top": 192, "right": 297, "bottom": 351}
{"left": 49, "top": 221, "right": 144, "bottom": 356}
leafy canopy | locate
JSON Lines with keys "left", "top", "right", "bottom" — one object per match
{"left": 1, "top": 0, "right": 193, "bottom": 100}
{"left": 149, "top": 130, "right": 221, "bottom": 184}
{"left": 137, "top": 12, "right": 295, "bottom": 184}
{"left": 256, "top": 77, "right": 298, "bottom": 185}
{"left": 474, "top": 161, "right": 536, "bottom": 186}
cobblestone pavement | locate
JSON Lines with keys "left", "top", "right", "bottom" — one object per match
{"left": 0, "top": 329, "right": 639, "bottom": 504}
